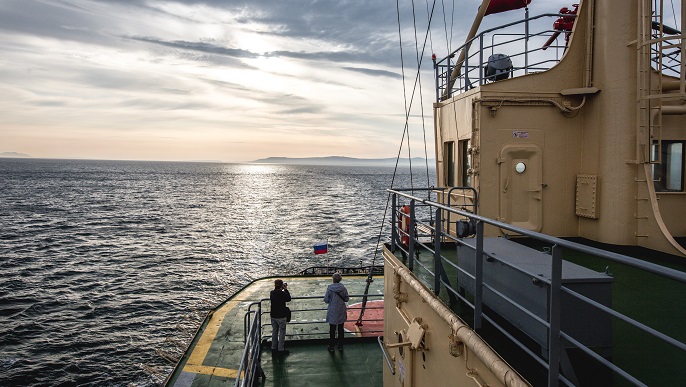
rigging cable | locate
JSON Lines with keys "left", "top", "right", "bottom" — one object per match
{"left": 669, "top": 0, "right": 678, "bottom": 31}
{"left": 416, "top": 0, "right": 434, "bottom": 198}
{"left": 439, "top": 0, "right": 452, "bottom": 55}
{"left": 450, "top": 0, "right": 456, "bottom": 49}
{"left": 356, "top": 0, "right": 438, "bottom": 326}
{"left": 403, "top": 0, "right": 428, "bottom": 195}
{"left": 410, "top": 0, "right": 423, "bottom": 196}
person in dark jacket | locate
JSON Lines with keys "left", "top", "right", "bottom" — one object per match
{"left": 270, "top": 279, "right": 291, "bottom": 355}
{"left": 324, "top": 272, "right": 349, "bottom": 351}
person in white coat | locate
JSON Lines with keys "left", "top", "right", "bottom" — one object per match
{"left": 324, "top": 272, "right": 349, "bottom": 351}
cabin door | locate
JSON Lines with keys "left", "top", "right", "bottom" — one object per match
{"left": 498, "top": 144, "right": 543, "bottom": 231}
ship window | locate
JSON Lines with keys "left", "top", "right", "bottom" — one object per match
{"left": 444, "top": 141, "right": 455, "bottom": 187}
{"left": 515, "top": 162, "right": 526, "bottom": 174}
{"left": 652, "top": 141, "right": 684, "bottom": 192}
{"left": 459, "top": 140, "right": 471, "bottom": 186}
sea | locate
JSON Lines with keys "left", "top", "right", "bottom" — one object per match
{"left": 0, "top": 158, "right": 435, "bottom": 386}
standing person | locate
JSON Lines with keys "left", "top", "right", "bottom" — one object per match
{"left": 324, "top": 272, "right": 349, "bottom": 352}
{"left": 270, "top": 279, "right": 291, "bottom": 356}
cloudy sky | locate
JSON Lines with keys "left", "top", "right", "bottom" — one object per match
{"left": 0, "top": 0, "right": 569, "bottom": 162}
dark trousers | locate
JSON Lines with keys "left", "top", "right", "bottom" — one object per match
{"left": 329, "top": 323, "right": 344, "bottom": 347}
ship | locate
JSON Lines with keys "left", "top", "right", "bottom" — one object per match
{"left": 165, "top": 1, "right": 686, "bottom": 386}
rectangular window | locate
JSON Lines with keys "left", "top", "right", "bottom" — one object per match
{"left": 666, "top": 142, "right": 683, "bottom": 191}
{"left": 459, "top": 140, "right": 471, "bottom": 187}
{"left": 444, "top": 141, "right": 455, "bottom": 187}
{"left": 652, "top": 140, "right": 685, "bottom": 192}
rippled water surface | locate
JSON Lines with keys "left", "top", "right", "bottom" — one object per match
{"left": 0, "top": 158, "right": 433, "bottom": 385}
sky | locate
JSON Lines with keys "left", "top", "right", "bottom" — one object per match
{"left": 0, "top": 0, "right": 571, "bottom": 162}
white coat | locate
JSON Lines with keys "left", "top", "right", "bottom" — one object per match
{"left": 324, "top": 282, "right": 349, "bottom": 325}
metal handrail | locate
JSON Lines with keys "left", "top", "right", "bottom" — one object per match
{"left": 245, "top": 293, "right": 384, "bottom": 340}
{"left": 377, "top": 336, "right": 396, "bottom": 375}
{"left": 299, "top": 265, "right": 383, "bottom": 275}
{"left": 389, "top": 188, "right": 686, "bottom": 386}
{"left": 392, "top": 189, "right": 686, "bottom": 282}
{"left": 434, "top": 10, "right": 683, "bottom": 99}
{"left": 235, "top": 307, "right": 262, "bottom": 387}
{"left": 235, "top": 293, "right": 384, "bottom": 384}
{"left": 434, "top": 12, "right": 575, "bottom": 99}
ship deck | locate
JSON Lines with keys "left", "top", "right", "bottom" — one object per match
{"left": 165, "top": 274, "right": 384, "bottom": 387}
{"left": 260, "top": 339, "right": 382, "bottom": 386}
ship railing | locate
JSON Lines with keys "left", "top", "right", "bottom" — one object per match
{"left": 393, "top": 186, "right": 477, "bottom": 251}
{"left": 235, "top": 304, "right": 263, "bottom": 387}
{"left": 236, "top": 293, "right": 384, "bottom": 385}
{"left": 388, "top": 188, "right": 686, "bottom": 387}
{"left": 653, "top": 40, "right": 683, "bottom": 76}
{"left": 234, "top": 294, "right": 383, "bottom": 387}
{"left": 446, "top": 186, "right": 478, "bottom": 213}
{"left": 234, "top": 280, "right": 383, "bottom": 387}
{"left": 247, "top": 293, "right": 383, "bottom": 342}
{"left": 649, "top": 17, "right": 684, "bottom": 81}
{"left": 434, "top": 12, "right": 574, "bottom": 101}
{"left": 298, "top": 265, "right": 383, "bottom": 276}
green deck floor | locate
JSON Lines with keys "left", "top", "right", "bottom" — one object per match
{"left": 165, "top": 274, "right": 384, "bottom": 387}
{"left": 260, "top": 339, "right": 382, "bottom": 387}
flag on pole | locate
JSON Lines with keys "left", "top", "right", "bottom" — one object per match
{"left": 314, "top": 241, "right": 328, "bottom": 255}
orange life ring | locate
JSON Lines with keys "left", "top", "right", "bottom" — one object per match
{"left": 397, "top": 205, "right": 411, "bottom": 247}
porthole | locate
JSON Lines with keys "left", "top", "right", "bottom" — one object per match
{"left": 515, "top": 162, "right": 526, "bottom": 174}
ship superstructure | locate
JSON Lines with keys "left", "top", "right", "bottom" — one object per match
{"left": 433, "top": 0, "right": 686, "bottom": 257}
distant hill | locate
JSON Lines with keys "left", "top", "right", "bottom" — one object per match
{"left": 0, "top": 152, "right": 31, "bottom": 158}
{"left": 252, "top": 156, "right": 434, "bottom": 167}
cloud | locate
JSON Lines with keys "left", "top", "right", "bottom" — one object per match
{"left": 342, "top": 67, "right": 402, "bottom": 79}
{"left": 129, "top": 36, "right": 258, "bottom": 59}
{"left": 0, "top": 0, "right": 574, "bottom": 161}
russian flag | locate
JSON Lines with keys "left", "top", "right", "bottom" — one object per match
{"left": 314, "top": 241, "right": 328, "bottom": 255}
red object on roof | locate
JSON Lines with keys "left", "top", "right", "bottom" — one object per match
{"left": 484, "top": 0, "right": 532, "bottom": 15}
{"left": 344, "top": 300, "right": 384, "bottom": 338}
{"left": 553, "top": 4, "right": 578, "bottom": 32}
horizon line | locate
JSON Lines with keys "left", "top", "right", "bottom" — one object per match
{"left": 1, "top": 154, "right": 436, "bottom": 164}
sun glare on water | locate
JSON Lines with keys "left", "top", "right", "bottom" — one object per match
{"left": 234, "top": 163, "right": 279, "bottom": 175}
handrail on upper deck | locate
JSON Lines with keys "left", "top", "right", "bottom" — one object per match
{"left": 434, "top": 6, "right": 684, "bottom": 100}
{"left": 434, "top": 11, "right": 576, "bottom": 100}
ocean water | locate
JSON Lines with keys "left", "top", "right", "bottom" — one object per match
{"left": 0, "top": 158, "right": 434, "bottom": 386}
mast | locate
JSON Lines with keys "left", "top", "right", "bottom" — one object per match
{"left": 444, "top": 0, "right": 492, "bottom": 97}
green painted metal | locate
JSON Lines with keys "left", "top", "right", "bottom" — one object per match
{"left": 261, "top": 340, "right": 383, "bottom": 387}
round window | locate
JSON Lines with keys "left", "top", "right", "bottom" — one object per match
{"left": 515, "top": 162, "right": 526, "bottom": 174}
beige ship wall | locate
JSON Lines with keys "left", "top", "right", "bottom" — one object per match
{"left": 382, "top": 248, "right": 529, "bottom": 387}
{"left": 576, "top": 0, "right": 639, "bottom": 245}
{"left": 436, "top": 1, "right": 591, "bottom": 238}
{"left": 435, "top": 0, "right": 686, "bottom": 254}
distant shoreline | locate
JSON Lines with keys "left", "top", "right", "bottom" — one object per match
{"left": 0, "top": 154, "right": 435, "bottom": 167}
{"left": 0, "top": 152, "right": 31, "bottom": 158}
{"left": 252, "top": 156, "right": 434, "bottom": 167}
